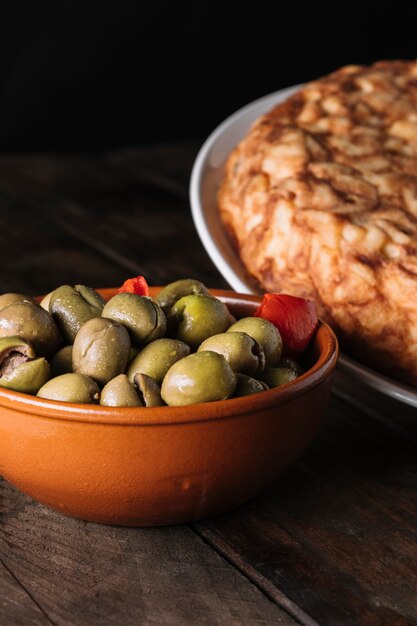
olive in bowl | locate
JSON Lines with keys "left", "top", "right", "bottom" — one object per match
{"left": 0, "top": 287, "right": 338, "bottom": 527}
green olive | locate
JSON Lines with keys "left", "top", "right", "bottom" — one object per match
{"left": 155, "top": 278, "right": 210, "bottom": 313}
{"left": 0, "top": 293, "right": 37, "bottom": 311}
{"left": 234, "top": 373, "right": 269, "bottom": 397}
{"left": 198, "top": 332, "right": 265, "bottom": 375}
{"left": 102, "top": 293, "right": 166, "bottom": 346}
{"left": 0, "top": 301, "right": 61, "bottom": 357}
{"left": 100, "top": 374, "right": 142, "bottom": 407}
{"left": 72, "top": 317, "right": 131, "bottom": 386}
{"left": 0, "top": 336, "right": 50, "bottom": 394}
{"left": 37, "top": 373, "right": 100, "bottom": 403}
{"left": 128, "top": 338, "right": 191, "bottom": 384}
{"left": 168, "top": 294, "right": 232, "bottom": 350}
{"left": 277, "top": 357, "right": 304, "bottom": 377}
{"left": 161, "top": 351, "right": 236, "bottom": 406}
{"left": 227, "top": 317, "right": 282, "bottom": 367}
{"left": 50, "top": 346, "right": 73, "bottom": 377}
{"left": 50, "top": 285, "right": 105, "bottom": 343}
{"left": 261, "top": 367, "right": 298, "bottom": 388}
{"left": 134, "top": 373, "right": 164, "bottom": 407}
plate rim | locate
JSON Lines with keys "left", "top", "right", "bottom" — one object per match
{"left": 337, "top": 353, "right": 417, "bottom": 408}
{"left": 190, "top": 85, "right": 417, "bottom": 409}
{"left": 190, "top": 84, "right": 300, "bottom": 294}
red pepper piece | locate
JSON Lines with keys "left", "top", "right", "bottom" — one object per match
{"left": 118, "top": 276, "right": 149, "bottom": 296}
{"left": 254, "top": 293, "right": 318, "bottom": 358}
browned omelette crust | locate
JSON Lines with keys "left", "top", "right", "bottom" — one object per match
{"left": 219, "top": 60, "right": 417, "bottom": 385}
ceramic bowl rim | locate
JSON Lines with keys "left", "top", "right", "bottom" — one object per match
{"left": 0, "top": 288, "right": 338, "bottom": 426}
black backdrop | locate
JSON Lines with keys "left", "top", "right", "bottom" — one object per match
{"left": 0, "top": 1, "right": 416, "bottom": 151}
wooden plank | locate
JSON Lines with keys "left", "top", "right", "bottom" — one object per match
{"left": 0, "top": 147, "right": 415, "bottom": 625}
{"left": 333, "top": 369, "right": 417, "bottom": 441}
{"left": 195, "top": 393, "right": 417, "bottom": 626}
{"left": 107, "top": 143, "right": 198, "bottom": 198}
{"left": 0, "top": 479, "right": 297, "bottom": 626}
{"left": 0, "top": 188, "right": 123, "bottom": 295}
{"left": 0, "top": 152, "right": 228, "bottom": 289}
{"left": 0, "top": 557, "right": 51, "bottom": 626}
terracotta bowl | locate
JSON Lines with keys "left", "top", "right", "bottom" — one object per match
{"left": 0, "top": 288, "right": 338, "bottom": 526}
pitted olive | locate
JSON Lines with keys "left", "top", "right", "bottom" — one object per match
{"left": 134, "top": 373, "right": 164, "bottom": 407}
{"left": 37, "top": 373, "right": 100, "bottom": 403}
{"left": 102, "top": 293, "right": 166, "bottom": 346}
{"left": 198, "top": 332, "right": 265, "bottom": 375}
{"left": 100, "top": 374, "right": 142, "bottom": 407}
{"left": 261, "top": 367, "right": 298, "bottom": 388}
{"left": 0, "top": 301, "right": 61, "bottom": 357}
{"left": 0, "top": 336, "right": 50, "bottom": 394}
{"left": 0, "top": 358, "right": 50, "bottom": 394}
{"left": 234, "top": 373, "right": 269, "bottom": 397}
{"left": 161, "top": 351, "right": 236, "bottom": 406}
{"left": 227, "top": 317, "right": 282, "bottom": 367}
{"left": 0, "top": 293, "right": 37, "bottom": 311}
{"left": 72, "top": 317, "right": 131, "bottom": 386}
{"left": 50, "top": 346, "right": 73, "bottom": 377}
{"left": 168, "top": 294, "right": 232, "bottom": 350}
{"left": 155, "top": 278, "right": 210, "bottom": 313}
{"left": 128, "top": 338, "right": 191, "bottom": 384}
{"left": 0, "top": 336, "right": 35, "bottom": 362}
{"left": 50, "top": 284, "right": 105, "bottom": 343}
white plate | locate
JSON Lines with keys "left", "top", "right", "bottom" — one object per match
{"left": 190, "top": 85, "right": 417, "bottom": 409}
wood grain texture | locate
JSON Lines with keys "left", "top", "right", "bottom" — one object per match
{"left": 0, "top": 479, "right": 296, "bottom": 626}
{"left": 0, "top": 149, "right": 227, "bottom": 291}
{"left": 0, "top": 557, "right": 51, "bottom": 626}
{"left": 0, "top": 145, "right": 416, "bottom": 626}
{"left": 195, "top": 393, "right": 417, "bottom": 626}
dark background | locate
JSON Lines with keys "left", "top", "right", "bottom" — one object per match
{"left": 0, "top": 1, "right": 416, "bottom": 152}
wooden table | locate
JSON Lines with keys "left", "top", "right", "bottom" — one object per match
{"left": 0, "top": 145, "right": 416, "bottom": 626}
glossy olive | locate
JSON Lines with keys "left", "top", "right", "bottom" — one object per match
{"left": 0, "top": 301, "right": 61, "bottom": 357}
{"left": 0, "top": 293, "right": 37, "bottom": 312}
{"left": 198, "top": 331, "right": 265, "bottom": 375}
{"left": 261, "top": 367, "right": 298, "bottom": 388}
{"left": 234, "top": 373, "right": 269, "bottom": 397}
{"left": 37, "top": 373, "right": 100, "bottom": 403}
{"left": 227, "top": 317, "right": 282, "bottom": 367}
{"left": 168, "top": 294, "right": 232, "bottom": 350}
{"left": 102, "top": 293, "right": 166, "bottom": 346}
{"left": 155, "top": 278, "right": 209, "bottom": 313}
{"left": 50, "top": 285, "right": 104, "bottom": 343}
{"left": 100, "top": 374, "right": 142, "bottom": 407}
{"left": 161, "top": 351, "right": 236, "bottom": 406}
{"left": 134, "top": 373, "right": 164, "bottom": 407}
{"left": 128, "top": 338, "right": 191, "bottom": 384}
{"left": 277, "top": 357, "right": 304, "bottom": 377}
{"left": 50, "top": 346, "right": 73, "bottom": 377}
{"left": 72, "top": 317, "right": 131, "bottom": 386}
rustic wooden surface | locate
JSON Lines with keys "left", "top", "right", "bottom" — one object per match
{"left": 0, "top": 145, "right": 416, "bottom": 626}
